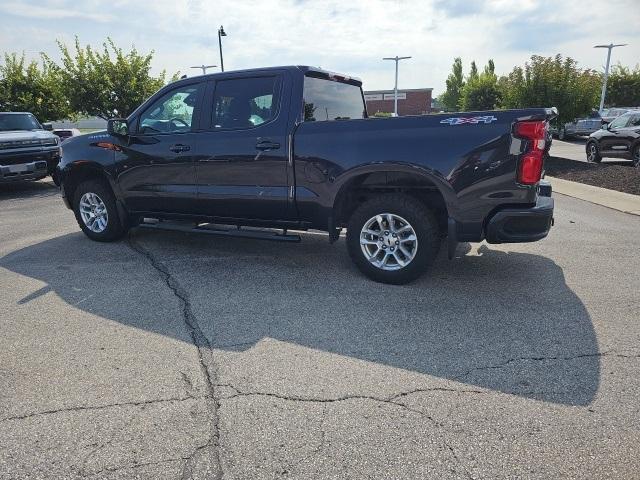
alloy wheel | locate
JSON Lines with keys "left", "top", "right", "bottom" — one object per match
{"left": 359, "top": 213, "right": 418, "bottom": 271}
{"left": 79, "top": 192, "right": 109, "bottom": 233}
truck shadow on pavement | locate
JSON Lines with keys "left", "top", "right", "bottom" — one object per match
{"left": 1, "top": 229, "right": 599, "bottom": 406}
{"left": 0, "top": 180, "right": 58, "bottom": 200}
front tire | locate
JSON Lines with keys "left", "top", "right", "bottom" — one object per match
{"left": 346, "top": 194, "right": 440, "bottom": 285}
{"left": 586, "top": 141, "right": 602, "bottom": 163}
{"left": 73, "top": 179, "right": 126, "bottom": 242}
{"left": 632, "top": 145, "right": 640, "bottom": 168}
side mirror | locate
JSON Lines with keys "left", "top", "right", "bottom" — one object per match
{"left": 107, "top": 118, "right": 129, "bottom": 136}
{"left": 42, "top": 122, "right": 53, "bottom": 131}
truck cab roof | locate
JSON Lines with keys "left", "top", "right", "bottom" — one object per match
{"left": 176, "top": 65, "right": 362, "bottom": 87}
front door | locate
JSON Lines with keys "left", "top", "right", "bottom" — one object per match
{"left": 194, "top": 72, "right": 292, "bottom": 220}
{"left": 599, "top": 113, "right": 632, "bottom": 156}
{"left": 617, "top": 113, "right": 640, "bottom": 157}
{"left": 117, "top": 81, "right": 205, "bottom": 214}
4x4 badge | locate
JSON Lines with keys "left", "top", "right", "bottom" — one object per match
{"left": 440, "top": 116, "right": 498, "bottom": 125}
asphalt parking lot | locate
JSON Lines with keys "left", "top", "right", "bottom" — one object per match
{"left": 1, "top": 181, "right": 639, "bottom": 479}
{"left": 550, "top": 138, "right": 588, "bottom": 162}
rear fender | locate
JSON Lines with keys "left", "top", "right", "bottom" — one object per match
{"left": 331, "top": 163, "right": 458, "bottom": 217}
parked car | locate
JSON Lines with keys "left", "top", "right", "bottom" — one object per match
{"left": 586, "top": 111, "right": 640, "bottom": 167}
{"left": 56, "top": 66, "right": 555, "bottom": 284}
{"left": 553, "top": 111, "right": 602, "bottom": 140}
{"left": 53, "top": 128, "right": 81, "bottom": 142}
{"left": 0, "top": 112, "right": 61, "bottom": 182}
{"left": 600, "top": 107, "right": 639, "bottom": 125}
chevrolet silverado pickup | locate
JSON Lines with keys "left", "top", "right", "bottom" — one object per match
{"left": 1, "top": 112, "right": 60, "bottom": 182}
{"left": 56, "top": 66, "right": 555, "bottom": 284}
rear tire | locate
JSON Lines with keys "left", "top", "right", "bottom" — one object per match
{"left": 586, "top": 141, "right": 602, "bottom": 163}
{"left": 346, "top": 194, "right": 440, "bottom": 285}
{"left": 73, "top": 179, "right": 126, "bottom": 242}
{"left": 558, "top": 128, "right": 566, "bottom": 140}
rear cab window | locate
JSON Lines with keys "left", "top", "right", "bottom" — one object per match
{"left": 303, "top": 74, "right": 366, "bottom": 121}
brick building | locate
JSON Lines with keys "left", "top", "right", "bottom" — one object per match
{"left": 364, "top": 88, "right": 433, "bottom": 116}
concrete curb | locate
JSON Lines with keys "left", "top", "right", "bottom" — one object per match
{"left": 546, "top": 176, "right": 640, "bottom": 216}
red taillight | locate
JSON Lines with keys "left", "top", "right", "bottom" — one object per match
{"left": 515, "top": 120, "right": 547, "bottom": 185}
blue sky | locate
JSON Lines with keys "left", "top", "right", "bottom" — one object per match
{"left": 1, "top": 0, "right": 638, "bottom": 94}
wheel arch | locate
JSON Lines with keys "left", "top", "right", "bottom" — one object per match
{"left": 62, "top": 162, "right": 129, "bottom": 227}
{"left": 63, "top": 162, "right": 117, "bottom": 203}
{"left": 330, "top": 164, "right": 456, "bottom": 232}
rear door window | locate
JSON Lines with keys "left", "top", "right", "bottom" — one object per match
{"left": 211, "top": 76, "right": 281, "bottom": 130}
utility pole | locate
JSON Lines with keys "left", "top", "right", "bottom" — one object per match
{"left": 190, "top": 65, "right": 217, "bottom": 75}
{"left": 218, "top": 26, "right": 227, "bottom": 72}
{"left": 383, "top": 56, "right": 411, "bottom": 116}
{"left": 594, "top": 43, "right": 627, "bottom": 113}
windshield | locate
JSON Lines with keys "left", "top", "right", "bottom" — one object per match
{"left": 608, "top": 113, "right": 631, "bottom": 129}
{"left": 0, "top": 113, "right": 42, "bottom": 132}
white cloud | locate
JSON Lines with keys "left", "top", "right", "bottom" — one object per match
{"left": 2, "top": 0, "right": 639, "bottom": 94}
{"left": 0, "top": 1, "right": 115, "bottom": 22}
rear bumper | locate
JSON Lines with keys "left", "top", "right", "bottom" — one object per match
{"left": 485, "top": 193, "right": 554, "bottom": 244}
{"left": 0, "top": 160, "right": 49, "bottom": 183}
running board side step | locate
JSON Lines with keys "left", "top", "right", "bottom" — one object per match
{"left": 137, "top": 221, "right": 301, "bottom": 243}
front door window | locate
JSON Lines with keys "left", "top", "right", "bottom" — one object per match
{"left": 139, "top": 84, "right": 203, "bottom": 134}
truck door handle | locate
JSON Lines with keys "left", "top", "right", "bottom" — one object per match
{"left": 255, "top": 140, "right": 280, "bottom": 151}
{"left": 170, "top": 144, "right": 190, "bottom": 153}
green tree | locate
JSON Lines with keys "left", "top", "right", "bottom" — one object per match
{"left": 498, "top": 54, "right": 600, "bottom": 126}
{"left": 605, "top": 64, "right": 640, "bottom": 107}
{"left": 468, "top": 61, "right": 479, "bottom": 81}
{"left": 438, "top": 57, "right": 465, "bottom": 111}
{"left": 460, "top": 59, "right": 500, "bottom": 111}
{"left": 0, "top": 53, "right": 72, "bottom": 122}
{"left": 484, "top": 59, "right": 495, "bottom": 76}
{"left": 44, "top": 37, "right": 177, "bottom": 119}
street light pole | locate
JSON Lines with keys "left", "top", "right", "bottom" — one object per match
{"left": 218, "top": 26, "right": 227, "bottom": 72}
{"left": 190, "top": 65, "right": 217, "bottom": 75}
{"left": 383, "top": 56, "right": 411, "bottom": 116}
{"left": 594, "top": 43, "right": 627, "bottom": 113}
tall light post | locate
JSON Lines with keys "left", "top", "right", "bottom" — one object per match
{"left": 594, "top": 43, "right": 627, "bottom": 113}
{"left": 190, "top": 64, "right": 217, "bottom": 75}
{"left": 218, "top": 26, "right": 227, "bottom": 72}
{"left": 383, "top": 56, "right": 411, "bottom": 116}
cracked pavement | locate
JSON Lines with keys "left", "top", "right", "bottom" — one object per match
{"left": 1, "top": 180, "right": 639, "bottom": 479}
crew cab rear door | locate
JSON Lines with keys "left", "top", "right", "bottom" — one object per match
{"left": 194, "top": 70, "right": 292, "bottom": 220}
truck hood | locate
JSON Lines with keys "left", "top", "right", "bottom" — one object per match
{"left": 0, "top": 129, "right": 58, "bottom": 143}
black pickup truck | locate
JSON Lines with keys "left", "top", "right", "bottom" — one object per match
{"left": 56, "top": 66, "right": 555, "bottom": 284}
{"left": 1, "top": 112, "right": 60, "bottom": 182}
